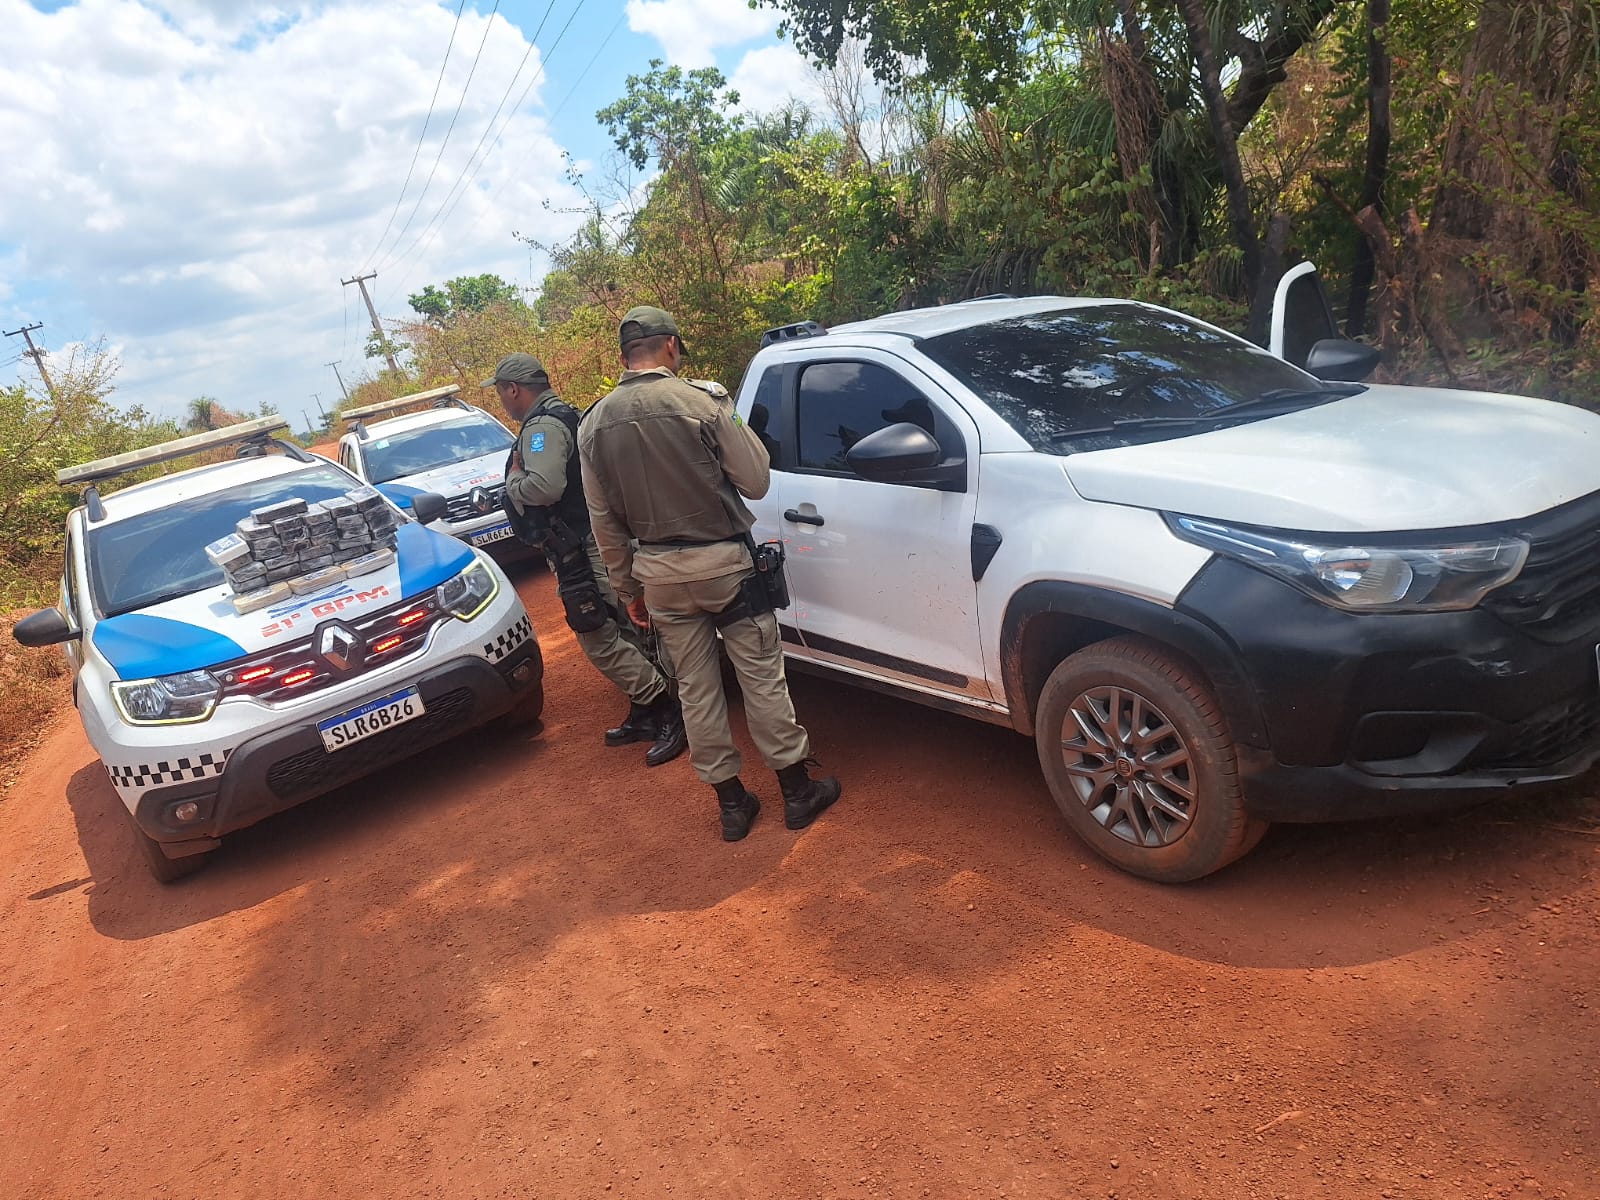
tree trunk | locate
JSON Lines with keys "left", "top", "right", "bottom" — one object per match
{"left": 1345, "top": 0, "right": 1391, "bottom": 336}
{"left": 1176, "top": 0, "right": 1261, "bottom": 296}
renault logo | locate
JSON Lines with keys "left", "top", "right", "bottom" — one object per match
{"left": 318, "top": 623, "right": 361, "bottom": 672}
{"left": 470, "top": 485, "right": 497, "bottom": 515}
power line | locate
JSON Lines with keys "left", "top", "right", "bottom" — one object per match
{"left": 363, "top": 0, "right": 469, "bottom": 273}
{"left": 4, "top": 322, "right": 57, "bottom": 401}
{"left": 382, "top": 1, "right": 586, "bottom": 290}
{"left": 545, "top": 12, "right": 624, "bottom": 122}
{"left": 371, "top": 1, "right": 504, "bottom": 270}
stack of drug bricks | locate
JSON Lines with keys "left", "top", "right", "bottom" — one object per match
{"left": 205, "top": 486, "right": 401, "bottom": 614}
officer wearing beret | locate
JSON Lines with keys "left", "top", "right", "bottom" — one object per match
{"left": 485, "top": 351, "right": 686, "bottom": 766}
{"left": 578, "top": 308, "right": 841, "bottom": 841}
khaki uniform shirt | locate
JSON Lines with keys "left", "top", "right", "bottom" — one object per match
{"left": 579, "top": 366, "right": 771, "bottom": 602}
{"left": 504, "top": 389, "right": 571, "bottom": 513}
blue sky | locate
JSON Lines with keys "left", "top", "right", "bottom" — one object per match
{"left": 0, "top": 0, "right": 834, "bottom": 428}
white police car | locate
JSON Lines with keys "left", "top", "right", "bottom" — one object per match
{"left": 12, "top": 417, "right": 544, "bottom": 881}
{"left": 334, "top": 384, "right": 528, "bottom": 556}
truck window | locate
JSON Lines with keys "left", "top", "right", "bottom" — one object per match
{"left": 794, "top": 361, "right": 960, "bottom": 474}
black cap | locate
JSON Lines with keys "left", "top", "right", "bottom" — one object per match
{"left": 479, "top": 352, "right": 547, "bottom": 387}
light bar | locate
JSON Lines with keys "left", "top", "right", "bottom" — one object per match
{"left": 341, "top": 384, "right": 463, "bottom": 422}
{"left": 57, "top": 416, "right": 292, "bottom": 486}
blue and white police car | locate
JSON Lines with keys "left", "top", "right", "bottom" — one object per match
{"left": 12, "top": 417, "right": 544, "bottom": 881}
{"left": 334, "top": 385, "right": 528, "bottom": 557}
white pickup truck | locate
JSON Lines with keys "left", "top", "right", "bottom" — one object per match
{"left": 731, "top": 265, "right": 1600, "bottom": 881}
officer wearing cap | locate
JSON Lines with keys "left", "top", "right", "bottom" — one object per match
{"left": 484, "top": 351, "right": 686, "bottom": 766}
{"left": 578, "top": 307, "right": 841, "bottom": 841}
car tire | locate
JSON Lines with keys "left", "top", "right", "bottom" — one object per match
{"left": 1034, "top": 637, "right": 1264, "bottom": 883}
{"left": 496, "top": 678, "right": 546, "bottom": 733}
{"left": 125, "top": 810, "right": 210, "bottom": 884}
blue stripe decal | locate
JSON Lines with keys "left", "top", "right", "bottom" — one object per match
{"left": 396, "top": 520, "right": 474, "bottom": 598}
{"left": 94, "top": 614, "right": 248, "bottom": 680}
{"left": 376, "top": 482, "right": 428, "bottom": 509}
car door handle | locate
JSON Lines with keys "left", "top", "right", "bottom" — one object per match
{"left": 784, "top": 508, "right": 824, "bottom": 527}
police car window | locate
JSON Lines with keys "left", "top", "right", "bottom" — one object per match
{"left": 795, "top": 361, "right": 956, "bottom": 473}
{"left": 62, "top": 530, "right": 81, "bottom": 623}
{"left": 88, "top": 464, "right": 363, "bottom": 618}
{"left": 748, "top": 367, "right": 783, "bottom": 468}
{"left": 918, "top": 303, "right": 1318, "bottom": 453}
{"left": 362, "top": 416, "right": 513, "bottom": 483}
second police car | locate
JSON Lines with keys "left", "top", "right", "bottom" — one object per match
{"left": 334, "top": 384, "right": 531, "bottom": 557}
{"left": 12, "top": 418, "right": 544, "bottom": 881}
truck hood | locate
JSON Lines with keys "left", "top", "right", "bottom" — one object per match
{"left": 1063, "top": 385, "right": 1600, "bottom": 532}
{"left": 91, "top": 522, "right": 476, "bottom": 679}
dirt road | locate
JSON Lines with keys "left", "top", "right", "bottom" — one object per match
{"left": 3, "top": 565, "right": 1597, "bottom": 1199}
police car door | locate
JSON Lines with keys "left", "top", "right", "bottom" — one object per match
{"left": 755, "top": 351, "right": 992, "bottom": 701}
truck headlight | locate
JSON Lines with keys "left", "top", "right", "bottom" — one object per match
{"left": 436, "top": 559, "right": 498, "bottom": 620}
{"left": 111, "top": 670, "right": 222, "bottom": 725}
{"left": 1167, "top": 515, "right": 1529, "bottom": 613}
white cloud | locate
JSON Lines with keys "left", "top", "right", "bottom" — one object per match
{"left": 625, "top": 0, "right": 775, "bottom": 69}
{"left": 727, "top": 43, "right": 829, "bottom": 116}
{"left": 0, "top": 0, "right": 587, "bottom": 420}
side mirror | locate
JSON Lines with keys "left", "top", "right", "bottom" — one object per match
{"left": 846, "top": 423, "right": 944, "bottom": 478}
{"left": 410, "top": 491, "right": 449, "bottom": 525}
{"left": 13, "top": 608, "right": 77, "bottom": 647}
{"left": 1304, "top": 338, "right": 1381, "bottom": 383}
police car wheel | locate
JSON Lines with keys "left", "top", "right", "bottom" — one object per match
{"left": 124, "top": 810, "right": 210, "bottom": 884}
{"left": 1035, "top": 636, "right": 1263, "bottom": 883}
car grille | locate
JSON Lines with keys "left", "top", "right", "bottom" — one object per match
{"left": 264, "top": 686, "right": 477, "bottom": 799}
{"left": 1481, "top": 488, "right": 1600, "bottom": 643}
{"left": 1468, "top": 694, "right": 1600, "bottom": 771}
{"left": 445, "top": 484, "right": 505, "bottom": 523}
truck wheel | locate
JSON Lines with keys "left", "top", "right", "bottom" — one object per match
{"left": 1035, "top": 637, "right": 1265, "bottom": 883}
{"left": 125, "top": 811, "right": 210, "bottom": 884}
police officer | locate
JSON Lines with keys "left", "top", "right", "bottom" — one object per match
{"left": 485, "top": 352, "right": 686, "bottom": 766}
{"left": 577, "top": 309, "right": 841, "bottom": 841}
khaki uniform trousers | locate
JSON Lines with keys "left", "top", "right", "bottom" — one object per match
{"left": 563, "top": 535, "right": 670, "bottom": 706}
{"left": 643, "top": 568, "right": 810, "bottom": 785}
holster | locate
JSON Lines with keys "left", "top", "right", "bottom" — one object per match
{"left": 548, "top": 526, "right": 609, "bottom": 634}
{"left": 711, "top": 537, "right": 791, "bottom": 629}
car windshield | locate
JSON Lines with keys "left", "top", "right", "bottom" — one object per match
{"left": 361, "top": 415, "right": 513, "bottom": 483}
{"left": 918, "top": 303, "right": 1327, "bottom": 453}
{"left": 89, "top": 464, "right": 366, "bottom": 618}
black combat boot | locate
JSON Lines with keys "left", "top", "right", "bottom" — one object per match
{"left": 714, "top": 777, "right": 760, "bottom": 842}
{"left": 644, "top": 695, "right": 688, "bottom": 767}
{"left": 777, "top": 759, "right": 842, "bottom": 831}
{"left": 604, "top": 700, "right": 658, "bottom": 746}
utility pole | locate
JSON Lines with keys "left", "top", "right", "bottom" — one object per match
{"left": 341, "top": 271, "right": 400, "bottom": 374}
{"left": 4, "top": 322, "right": 57, "bottom": 401}
{"left": 311, "top": 392, "right": 327, "bottom": 420}
{"left": 326, "top": 360, "right": 350, "bottom": 401}
{"left": 301, "top": 409, "right": 319, "bottom": 442}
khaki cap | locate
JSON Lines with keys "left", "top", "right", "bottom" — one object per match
{"left": 618, "top": 306, "right": 681, "bottom": 348}
{"left": 479, "top": 352, "right": 547, "bottom": 387}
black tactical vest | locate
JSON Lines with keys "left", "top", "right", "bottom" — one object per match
{"left": 515, "top": 395, "right": 589, "bottom": 533}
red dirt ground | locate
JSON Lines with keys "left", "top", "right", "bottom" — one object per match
{"left": 2, "top": 564, "right": 1597, "bottom": 1199}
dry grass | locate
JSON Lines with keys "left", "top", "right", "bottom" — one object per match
{"left": 0, "top": 611, "right": 71, "bottom": 790}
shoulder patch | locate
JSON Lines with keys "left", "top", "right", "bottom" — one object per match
{"left": 685, "top": 378, "right": 729, "bottom": 399}
{"left": 527, "top": 431, "right": 546, "bottom": 452}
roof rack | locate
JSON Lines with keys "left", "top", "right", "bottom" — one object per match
{"left": 963, "top": 293, "right": 1018, "bottom": 302}
{"left": 759, "top": 320, "right": 828, "bottom": 349}
{"left": 57, "top": 416, "right": 301, "bottom": 487}
{"left": 341, "top": 384, "right": 466, "bottom": 423}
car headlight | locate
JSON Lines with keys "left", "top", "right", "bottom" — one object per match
{"left": 111, "top": 670, "right": 222, "bottom": 725}
{"left": 1167, "top": 515, "right": 1529, "bottom": 613}
{"left": 436, "top": 559, "right": 498, "bottom": 620}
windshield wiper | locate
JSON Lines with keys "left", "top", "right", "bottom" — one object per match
{"left": 1047, "top": 382, "right": 1366, "bottom": 443}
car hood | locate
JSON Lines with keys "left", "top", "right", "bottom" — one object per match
{"left": 377, "top": 451, "right": 505, "bottom": 507}
{"left": 1062, "top": 385, "right": 1600, "bottom": 532}
{"left": 91, "top": 522, "right": 476, "bottom": 679}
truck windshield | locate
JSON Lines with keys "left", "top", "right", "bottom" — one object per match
{"left": 89, "top": 464, "right": 364, "bottom": 618}
{"left": 361, "top": 416, "right": 513, "bottom": 483}
{"left": 918, "top": 304, "right": 1329, "bottom": 453}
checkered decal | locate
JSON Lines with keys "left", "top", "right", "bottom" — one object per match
{"left": 106, "top": 752, "right": 228, "bottom": 791}
{"left": 484, "top": 616, "right": 533, "bottom": 662}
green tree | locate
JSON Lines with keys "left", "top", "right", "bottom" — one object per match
{"left": 407, "top": 273, "right": 527, "bottom": 325}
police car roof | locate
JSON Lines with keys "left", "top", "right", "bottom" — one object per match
{"left": 93, "top": 453, "right": 344, "bottom": 525}
{"left": 344, "top": 405, "right": 502, "bottom": 439}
